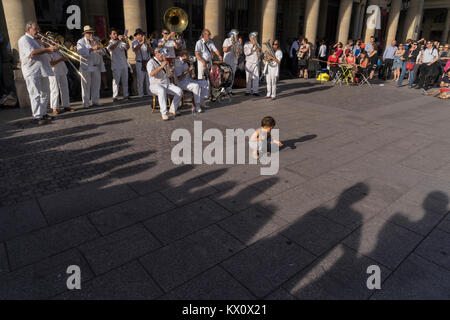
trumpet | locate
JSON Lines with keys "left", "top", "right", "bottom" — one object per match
{"left": 37, "top": 32, "right": 88, "bottom": 65}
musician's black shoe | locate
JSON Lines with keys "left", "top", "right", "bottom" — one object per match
{"left": 245, "top": 93, "right": 251, "bottom": 96}
{"left": 253, "top": 93, "right": 260, "bottom": 97}
{"left": 42, "top": 114, "right": 55, "bottom": 120}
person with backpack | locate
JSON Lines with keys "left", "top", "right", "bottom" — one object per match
{"left": 415, "top": 40, "right": 439, "bottom": 90}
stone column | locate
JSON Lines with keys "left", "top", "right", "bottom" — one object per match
{"left": 204, "top": 0, "right": 224, "bottom": 50}
{"left": 385, "top": 0, "right": 402, "bottom": 44}
{"left": 304, "top": 0, "right": 320, "bottom": 43}
{"left": 317, "top": 0, "right": 328, "bottom": 41}
{"left": 442, "top": 8, "right": 450, "bottom": 44}
{"left": 336, "top": 0, "right": 353, "bottom": 44}
{"left": 2, "top": 0, "right": 37, "bottom": 108}
{"left": 403, "top": 0, "right": 424, "bottom": 41}
{"left": 123, "top": 0, "right": 147, "bottom": 63}
{"left": 357, "top": 1, "right": 367, "bottom": 39}
{"left": 261, "top": 0, "right": 278, "bottom": 44}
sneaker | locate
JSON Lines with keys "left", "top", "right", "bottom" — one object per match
{"left": 196, "top": 106, "right": 202, "bottom": 113}
{"left": 162, "top": 114, "right": 169, "bottom": 121}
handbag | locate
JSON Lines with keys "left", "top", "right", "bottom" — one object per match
{"left": 405, "top": 62, "right": 414, "bottom": 70}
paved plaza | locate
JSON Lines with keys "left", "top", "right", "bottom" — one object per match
{"left": 0, "top": 79, "right": 450, "bottom": 299}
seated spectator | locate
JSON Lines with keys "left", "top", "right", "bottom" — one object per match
{"left": 345, "top": 51, "right": 356, "bottom": 64}
{"left": 327, "top": 50, "right": 340, "bottom": 79}
{"left": 352, "top": 51, "right": 370, "bottom": 81}
{"left": 423, "top": 69, "right": 450, "bottom": 99}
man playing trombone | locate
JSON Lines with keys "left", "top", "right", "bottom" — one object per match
{"left": 244, "top": 32, "right": 261, "bottom": 96}
{"left": 18, "top": 22, "right": 57, "bottom": 125}
{"left": 108, "top": 28, "right": 130, "bottom": 102}
{"left": 77, "top": 25, "right": 105, "bottom": 108}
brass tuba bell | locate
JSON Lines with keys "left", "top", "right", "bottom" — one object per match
{"left": 163, "top": 6, "right": 188, "bottom": 37}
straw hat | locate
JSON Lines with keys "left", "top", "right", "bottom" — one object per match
{"left": 82, "top": 25, "right": 95, "bottom": 34}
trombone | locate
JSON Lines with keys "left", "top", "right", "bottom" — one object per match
{"left": 37, "top": 32, "right": 88, "bottom": 65}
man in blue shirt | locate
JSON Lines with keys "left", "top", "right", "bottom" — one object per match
{"left": 382, "top": 40, "right": 398, "bottom": 80}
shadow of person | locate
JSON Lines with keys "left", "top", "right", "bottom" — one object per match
{"left": 367, "top": 191, "right": 450, "bottom": 299}
{"left": 279, "top": 134, "right": 318, "bottom": 151}
{"left": 278, "top": 183, "right": 370, "bottom": 300}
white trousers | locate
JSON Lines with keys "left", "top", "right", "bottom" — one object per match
{"left": 178, "top": 78, "right": 209, "bottom": 106}
{"left": 136, "top": 61, "right": 151, "bottom": 97}
{"left": 25, "top": 75, "right": 50, "bottom": 119}
{"left": 246, "top": 62, "right": 259, "bottom": 93}
{"left": 266, "top": 73, "right": 278, "bottom": 98}
{"left": 49, "top": 74, "right": 70, "bottom": 110}
{"left": 150, "top": 83, "right": 183, "bottom": 115}
{"left": 112, "top": 67, "right": 129, "bottom": 99}
{"left": 197, "top": 60, "right": 211, "bottom": 80}
{"left": 80, "top": 69, "right": 101, "bottom": 107}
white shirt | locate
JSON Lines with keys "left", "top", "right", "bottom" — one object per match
{"left": 107, "top": 39, "right": 128, "bottom": 71}
{"left": 244, "top": 41, "right": 260, "bottom": 64}
{"left": 132, "top": 40, "right": 151, "bottom": 62}
{"left": 77, "top": 36, "right": 105, "bottom": 72}
{"left": 18, "top": 33, "right": 54, "bottom": 78}
{"left": 147, "top": 57, "right": 170, "bottom": 87}
{"left": 223, "top": 37, "right": 239, "bottom": 66}
{"left": 420, "top": 47, "right": 438, "bottom": 64}
{"left": 157, "top": 38, "right": 176, "bottom": 58}
{"left": 318, "top": 44, "right": 327, "bottom": 58}
{"left": 195, "top": 38, "right": 218, "bottom": 63}
{"left": 49, "top": 52, "right": 68, "bottom": 76}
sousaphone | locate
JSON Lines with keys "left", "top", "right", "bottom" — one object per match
{"left": 164, "top": 6, "right": 188, "bottom": 39}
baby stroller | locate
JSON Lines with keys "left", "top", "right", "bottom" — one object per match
{"left": 209, "top": 61, "right": 233, "bottom": 103}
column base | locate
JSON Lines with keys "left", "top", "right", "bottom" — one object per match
{"left": 13, "top": 69, "right": 30, "bottom": 109}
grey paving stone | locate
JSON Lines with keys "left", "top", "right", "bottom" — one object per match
{"left": 55, "top": 260, "right": 163, "bottom": 299}
{"left": 343, "top": 217, "right": 423, "bottom": 269}
{"left": 415, "top": 229, "right": 450, "bottom": 271}
{"left": 144, "top": 198, "right": 232, "bottom": 245}
{"left": 247, "top": 169, "right": 307, "bottom": 198}
{"left": 257, "top": 181, "right": 336, "bottom": 223}
{"left": 199, "top": 165, "right": 263, "bottom": 192}
{"left": 140, "top": 225, "right": 244, "bottom": 292}
{"left": 0, "top": 200, "right": 47, "bottom": 242}
{"left": 378, "top": 198, "right": 443, "bottom": 236}
{"left": 88, "top": 192, "right": 175, "bottom": 235}
{"left": 265, "top": 288, "right": 297, "bottom": 300}
{"left": 281, "top": 211, "right": 352, "bottom": 256}
{"left": 38, "top": 179, "right": 138, "bottom": 224}
{"left": 221, "top": 235, "right": 315, "bottom": 298}
{"left": 284, "top": 244, "right": 391, "bottom": 300}
{"left": 79, "top": 224, "right": 160, "bottom": 275}
{"left": 372, "top": 254, "right": 450, "bottom": 299}
{"left": 162, "top": 266, "right": 255, "bottom": 300}
{"left": 218, "top": 205, "right": 288, "bottom": 245}
{"left": 438, "top": 215, "right": 450, "bottom": 234}
{"left": 210, "top": 182, "right": 272, "bottom": 214}
{"left": 0, "top": 243, "right": 8, "bottom": 274}
{"left": 160, "top": 177, "right": 218, "bottom": 206}
{"left": 285, "top": 156, "right": 344, "bottom": 179}
{"left": 6, "top": 216, "right": 99, "bottom": 270}
{"left": 0, "top": 249, "right": 94, "bottom": 299}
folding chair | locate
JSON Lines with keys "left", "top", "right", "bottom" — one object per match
{"left": 355, "top": 68, "right": 372, "bottom": 87}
